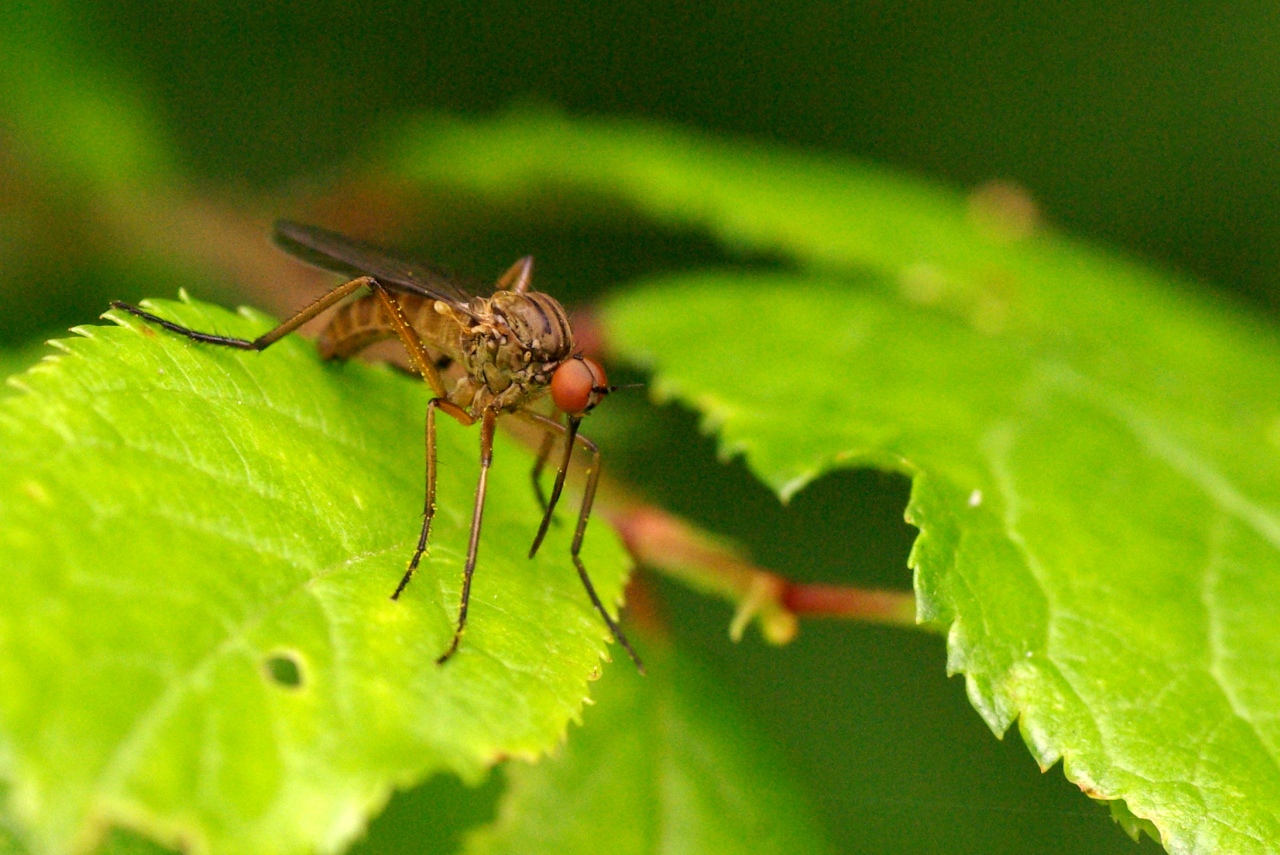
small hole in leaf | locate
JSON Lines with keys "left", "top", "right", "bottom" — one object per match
{"left": 264, "top": 652, "right": 304, "bottom": 688}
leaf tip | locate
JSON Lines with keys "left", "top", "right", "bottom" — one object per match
{"left": 776, "top": 472, "right": 816, "bottom": 504}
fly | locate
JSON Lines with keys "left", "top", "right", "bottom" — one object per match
{"left": 111, "top": 220, "right": 644, "bottom": 673}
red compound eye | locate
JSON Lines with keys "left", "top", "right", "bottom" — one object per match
{"left": 551, "top": 357, "right": 608, "bottom": 415}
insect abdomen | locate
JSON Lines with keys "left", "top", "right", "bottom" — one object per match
{"left": 318, "top": 293, "right": 463, "bottom": 361}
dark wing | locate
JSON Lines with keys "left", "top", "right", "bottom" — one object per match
{"left": 274, "top": 220, "right": 480, "bottom": 314}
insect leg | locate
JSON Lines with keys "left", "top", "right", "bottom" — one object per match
{"left": 515, "top": 410, "right": 645, "bottom": 674}
{"left": 365, "top": 283, "right": 497, "bottom": 644}
{"left": 365, "top": 284, "right": 449, "bottom": 398}
{"left": 110, "top": 276, "right": 375, "bottom": 351}
{"left": 392, "top": 396, "right": 474, "bottom": 601}
{"left": 527, "top": 416, "right": 580, "bottom": 559}
{"left": 565, "top": 433, "right": 645, "bottom": 674}
{"left": 530, "top": 427, "right": 558, "bottom": 520}
{"left": 436, "top": 408, "right": 498, "bottom": 665}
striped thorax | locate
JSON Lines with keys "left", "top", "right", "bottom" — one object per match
{"left": 448, "top": 290, "right": 576, "bottom": 416}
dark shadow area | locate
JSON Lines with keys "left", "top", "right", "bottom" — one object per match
{"left": 348, "top": 772, "right": 502, "bottom": 855}
{"left": 658, "top": 583, "right": 1165, "bottom": 854}
{"left": 80, "top": 1, "right": 1280, "bottom": 316}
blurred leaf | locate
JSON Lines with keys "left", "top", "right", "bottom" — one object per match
{"left": 465, "top": 644, "right": 830, "bottom": 855}
{"left": 398, "top": 111, "right": 1280, "bottom": 854}
{"left": 89, "top": 830, "right": 173, "bottom": 855}
{"left": 0, "top": 5, "right": 173, "bottom": 189}
{"left": 4, "top": 782, "right": 236, "bottom": 855}
{"left": 0, "top": 344, "right": 52, "bottom": 395}
{"left": 0, "top": 298, "right": 631, "bottom": 854}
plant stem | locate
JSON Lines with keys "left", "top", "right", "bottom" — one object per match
{"left": 606, "top": 502, "right": 921, "bottom": 644}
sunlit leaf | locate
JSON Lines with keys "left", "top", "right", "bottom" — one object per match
{"left": 0, "top": 298, "right": 631, "bottom": 854}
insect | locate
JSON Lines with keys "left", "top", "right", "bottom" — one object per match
{"left": 111, "top": 220, "right": 643, "bottom": 673}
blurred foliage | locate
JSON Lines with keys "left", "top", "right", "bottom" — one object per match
{"left": 464, "top": 646, "right": 830, "bottom": 855}
{"left": 4, "top": 2, "right": 1271, "bottom": 854}
{"left": 60, "top": 1, "right": 1280, "bottom": 314}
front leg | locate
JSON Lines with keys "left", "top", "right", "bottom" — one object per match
{"left": 111, "top": 276, "right": 375, "bottom": 351}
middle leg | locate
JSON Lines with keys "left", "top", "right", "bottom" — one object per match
{"left": 392, "top": 396, "right": 473, "bottom": 601}
{"left": 530, "top": 427, "right": 558, "bottom": 520}
{"left": 436, "top": 408, "right": 498, "bottom": 665}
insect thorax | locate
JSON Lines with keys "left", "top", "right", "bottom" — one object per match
{"left": 458, "top": 290, "right": 576, "bottom": 412}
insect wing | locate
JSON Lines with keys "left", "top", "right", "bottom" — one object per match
{"left": 274, "top": 220, "right": 479, "bottom": 312}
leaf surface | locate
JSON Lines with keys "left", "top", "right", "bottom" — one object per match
{"left": 0, "top": 299, "right": 631, "bottom": 854}
{"left": 398, "top": 111, "right": 1280, "bottom": 854}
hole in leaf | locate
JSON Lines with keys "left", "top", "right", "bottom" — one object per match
{"left": 263, "top": 651, "right": 304, "bottom": 688}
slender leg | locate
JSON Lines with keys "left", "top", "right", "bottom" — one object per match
{"left": 530, "top": 426, "right": 558, "bottom": 519}
{"left": 111, "top": 276, "right": 375, "bottom": 351}
{"left": 528, "top": 416, "right": 581, "bottom": 559}
{"left": 392, "top": 397, "right": 474, "bottom": 601}
{"left": 514, "top": 411, "right": 645, "bottom": 674}
{"left": 368, "top": 284, "right": 487, "bottom": 616}
{"left": 117, "top": 278, "right": 454, "bottom": 406}
{"left": 366, "top": 284, "right": 450, "bottom": 399}
{"left": 495, "top": 256, "right": 534, "bottom": 293}
{"left": 436, "top": 408, "right": 498, "bottom": 665}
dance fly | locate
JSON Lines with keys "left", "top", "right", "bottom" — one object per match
{"left": 112, "top": 220, "right": 643, "bottom": 672}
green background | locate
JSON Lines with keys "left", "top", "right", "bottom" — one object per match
{"left": 7, "top": 3, "right": 1273, "bottom": 852}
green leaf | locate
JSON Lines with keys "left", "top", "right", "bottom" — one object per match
{"left": 0, "top": 298, "right": 632, "bottom": 854}
{"left": 465, "top": 645, "right": 830, "bottom": 855}
{"left": 605, "top": 273, "right": 1280, "bottom": 852}
{"left": 397, "top": 111, "right": 1280, "bottom": 853}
